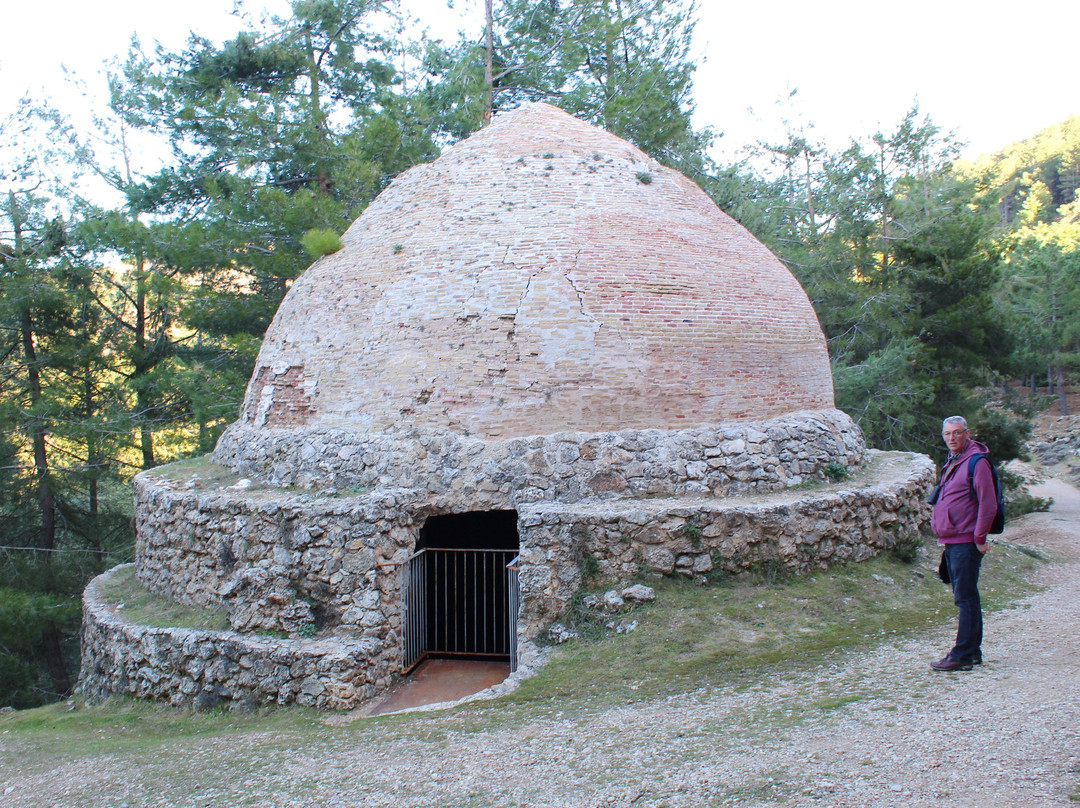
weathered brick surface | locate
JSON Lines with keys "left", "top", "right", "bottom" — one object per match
{"left": 240, "top": 102, "right": 833, "bottom": 440}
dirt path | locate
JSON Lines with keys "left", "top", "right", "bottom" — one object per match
{"left": 696, "top": 476, "right": 1080, "bottom": 807}
{"left": 4, "top": 480, "right": 1079, "bottom": 807}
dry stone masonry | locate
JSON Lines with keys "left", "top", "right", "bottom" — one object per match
{"left": 80, "top": 104, "right": 934, "bottom": 711}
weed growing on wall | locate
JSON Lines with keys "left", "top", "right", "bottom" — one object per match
{"left": 683, "top": 523, "right": 703, "bottom": 548}
{"left": 823, "top": 461, "right": 850, "bottom": 482}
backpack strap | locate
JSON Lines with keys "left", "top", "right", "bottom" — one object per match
{"left": 967, "top": 454, "right": 989, "bottom": 499}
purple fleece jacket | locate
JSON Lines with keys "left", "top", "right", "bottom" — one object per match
{"left": 930, "top": 438, "right": 998, "bottom": 546}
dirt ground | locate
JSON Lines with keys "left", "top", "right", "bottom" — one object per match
{"left": 1031, "top": 393, "right": 1080, "bottom": 440}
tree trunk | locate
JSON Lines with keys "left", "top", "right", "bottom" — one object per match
{"left": 878, "top": 143, "right": 890, "bottom": 271}
{"left": 22, "top": 308, "right": 56, "bottom": 552}
{"left": 84, "top": 361, "right": 102, "bottom": 554}
{"left": 304, "top": 27, "right": 331, "bottom": 192}
{"left": 482, "top": 0, "right": 494, "bottom": 124}
{"left": 1056, "top": 365, "right": 1068, "bottom": 416}
{"left": 41, "top": 622, "right": 72, "bottom": 698}
{"left": 134, "top": 260, "right": 156, "bottom": 468}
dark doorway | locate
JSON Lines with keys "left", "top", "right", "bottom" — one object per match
{"left": 418, "top": 509, "right": 520, "bottom": 551}
{"left": 401, "top": 510, "right": 520, "bottom": 671}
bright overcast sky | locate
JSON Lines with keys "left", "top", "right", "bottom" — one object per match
{"left": 2, "top": 0, "right": 1077, "bottom": 165}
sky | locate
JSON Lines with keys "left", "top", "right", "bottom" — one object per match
{"left": 1, "top": 0, "right": 1077, "bottom": 167}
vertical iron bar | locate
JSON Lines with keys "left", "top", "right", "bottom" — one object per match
{"left": 478, "top": 550, "right": 485, "bottom": 654}
{"left": 407, "top": 554, "right": 414, "bottom": 668}
{"left": 469, "top": 549, "right": 474, "bottom": 653}
{"left": 507, "top": 555, "right": 519, "bottom": 671}
{"left": 401, "top": 554, "right": 409, "bottom": 669}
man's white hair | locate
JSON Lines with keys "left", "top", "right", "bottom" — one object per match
{"left": 942, "top": 415, "right": 968, "bottom": 431}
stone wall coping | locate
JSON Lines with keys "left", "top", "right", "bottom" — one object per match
{"left": 83, "top": 564, "right": 382, "bottom": 660}
{"left": 132, "top": 448, "right": 924, "bottom": 521}
{"left": 133, "top": 469, "right": 421, "bottom": 512}
{"left": 218, "top": 407, "right": 854, "bottom": 446}
{"left": 519, "top": 450, "right": 932, "bottom": 518}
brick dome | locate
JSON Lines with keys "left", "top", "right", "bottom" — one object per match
{"left": 240, "top": 103, "right": 833, "bottom": 439}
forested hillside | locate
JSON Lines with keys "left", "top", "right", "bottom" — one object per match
{"left": 1, "top": 0, "right": 1076, "bottom": 709}
{"left": 961, "top": 117, "right": 1080, "bottom": 416}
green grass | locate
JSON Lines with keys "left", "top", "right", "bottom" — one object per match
{"left": 98, "top": 565, "right": 231, "bottom": 631}
{"left": 813, "top": 693, "right": 864, "bottom": 711}
{"left": 148, "top": 454, "right": 240, "bottom": 485}
{"left": 0, "top": 696, "right": 320, "bottom": 763}
{"left": 497, "top": 535, "right": 1041, "bottom": 715}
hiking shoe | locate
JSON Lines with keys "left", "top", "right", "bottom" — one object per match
{"left": 931, "top": 656, "right": 973, "bottom": 672}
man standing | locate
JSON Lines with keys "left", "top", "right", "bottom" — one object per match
{"left": 930, "top": 415, "right": 998, "bottom": 672}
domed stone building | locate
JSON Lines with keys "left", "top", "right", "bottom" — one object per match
{"left": 80, "top": 104, "right": 933, "bottom": 710}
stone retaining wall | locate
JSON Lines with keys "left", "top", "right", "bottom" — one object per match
{"left": 80, "top": 566, "right": 390, "bottom": 710}
{"left": 137, "top": 409, "right": 866, "bottom": 638}
{"left": 134, "top": 480, "right": 420, "bottom": 636}
{"left": 212, "top": 409, "right": 865, "bottom": 500}
{"left": 85, "top": 451, "right": 933, "bottom": 709}
{"left": 513, "top": 450, "right": 935, "bottom": 628}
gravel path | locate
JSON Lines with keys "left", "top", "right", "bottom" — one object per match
{"left": 4, "top": 480, "right": 1078, "bottom": 808}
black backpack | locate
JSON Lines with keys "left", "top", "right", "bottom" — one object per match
{"left": 967, "top": 454, "right": 1005, "bottom": 535}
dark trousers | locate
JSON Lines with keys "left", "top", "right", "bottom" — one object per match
{"left": 944, "top": 542, "right": 983, "bottom": 662}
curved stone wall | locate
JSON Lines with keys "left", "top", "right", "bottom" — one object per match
{"left": 513, "top": 449, "right": 935, "bottom": 628}
{"left": 79, "top": 566, "right": 391, "bottom": 710}
{"left": 132, "top": 442, "right": 930, "bottom": 641}
{"left": 212, "top": 408, "right": 865, "bottom": 496}
{"left": 84, "top": 450, "right": 933, "bottom": 708}
{"left": 133, "top": 480, "right": 416, "bottom": 636}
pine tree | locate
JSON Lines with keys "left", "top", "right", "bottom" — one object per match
{"left": 426, "top": 0, "right": 713, "bottom": 174}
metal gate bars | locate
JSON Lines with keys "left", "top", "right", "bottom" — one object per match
{"left": 401, "top": 548, "right": 520, "bottom": 672}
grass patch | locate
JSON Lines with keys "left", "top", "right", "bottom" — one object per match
{"left": 149, "top": 455, "right": 242, "bottom": 487}
{"left": 813, "top": 693, "right": 863, "bottom": 711}
{"left": 502, "top": 536, "right": 1042, "bottom": 714}
{"left": 823, "top": 460, "right": 850, "bottom": 481}
{"left": 0, "top": 696, "right": 319, "bottom": 765}
{"left": 1011, "top": 542, "right": 1051, "bottom": 561}
{"left": 787, "top": 478, "right": 827, "bottom": 492}
{"left": 99, "top": 565, "right": 231, "bottom": 631}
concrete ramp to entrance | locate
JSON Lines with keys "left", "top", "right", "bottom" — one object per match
{"left": 369, "top": 658, "right": 511, "bottom": 715}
